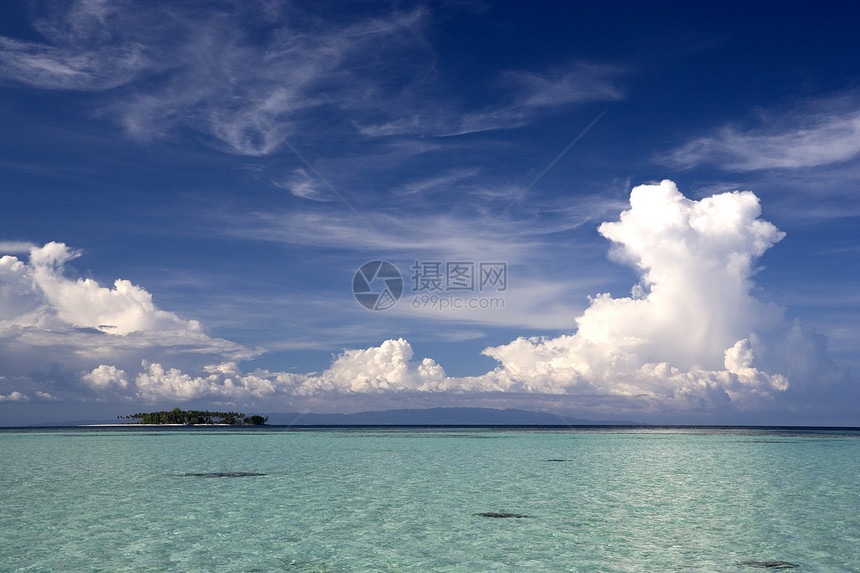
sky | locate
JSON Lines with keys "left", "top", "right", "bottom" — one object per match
{"left": 1, "top": 0, "right": 858, "bottom": 426}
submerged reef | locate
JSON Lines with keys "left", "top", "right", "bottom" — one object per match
{"left": 474, "top": 512, "right": 530, "bottom": 518}
{"left": 180, "top": 472, "right": 267, "bottom": 478}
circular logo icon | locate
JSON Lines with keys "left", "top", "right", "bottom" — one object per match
{"left": 352, "top": 261, "right": 403, "bottom": 311}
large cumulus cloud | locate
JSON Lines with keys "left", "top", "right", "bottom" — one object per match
{"left": 471, "top": 181, "right": 794, "bottom": 409}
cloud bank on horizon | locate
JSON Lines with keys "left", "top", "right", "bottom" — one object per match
{"left": 0, "top": 181, "right": 848, "bottom": 419}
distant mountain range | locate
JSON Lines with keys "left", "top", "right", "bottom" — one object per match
{"left": 263, "top": 407, "right": 639, "bottom": 426}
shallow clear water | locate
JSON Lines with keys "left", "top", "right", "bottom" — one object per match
{"left": 1, "top": 426, "right": 858, "bottom": 572}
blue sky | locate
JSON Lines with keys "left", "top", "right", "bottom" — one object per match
{"left": 1, "top": 0, "right": 858, "bottom": 425}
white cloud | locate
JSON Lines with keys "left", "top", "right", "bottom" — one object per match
{"left": 32, "top": 0, "right": 125, "bottom": 45}
{"left": 0, "top": 1, "right": 430, "bottom": 155}
{"left": 317, "top": 338, "right": 446, "bottom": 393}
{"left": 466, "top": 181, "right": 793, "bottom": 406}
{"left": 394, "top": 169, "right": 482, "bottom": 196}
{"left": 5, "top": 242, "right": 197, "bottom": 334}
{"left": 75, "top": 338, "right": 448, "bottom": 404}
{"left": 134, "top": 360, "right": 213, "bottom": 402}
{"left": 663, "top": 98, "right": 860, "bottom": 171}
{"left": 0, "top": 36, "right": 148, "bottom": 91}
{"left": 227, "top": 209, "right": 542, "bottom": 262}
{"left": 357, "top": 62, "right": 624, "bottom": 138}
{"left": 0, "top": 241, "right": 253, "bottom": 401}
{"left": 0, "top": 391, "right": 29, "bottom": 402}
{"left": 503, "top": 62, "right": 624, "bottom": 108}
{"left": 217, "top": 199, "right": 613, "bottom": 331}
{"left": 273, "top": 168, "right": 330, "bottom": 201}
{"left": 107, "top": 360, "right": 282, "bottom": 403}
{"left": 88, "top": 183, "right": 803, "bottom": 413}
{"left": 221, "top": 187, "right": 622, "bottom": 265}
{"left": 83, "top": 364, "right": 128, "bottom": 390}
{"left": 121, "top": 6, "right": 427, "bottom": 156}
{"left": 0, "top": 0, "right": 626, "bottom": 166}
{"left": 0, "top": 241, "right": 36, "bottom": 254}
{"left": 589, "top": 180, "right": 785, "bottom": 370}
{"left": 2, "top": 183, "right": 849, "bottom": 419}
{"left": 0, "top": 254, "right": 41, "bottom": 322}
{"left": 201, "top": 180, "right": 834, "bottom": 415}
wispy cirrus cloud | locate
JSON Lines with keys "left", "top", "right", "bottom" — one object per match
{"left": 110, "top": 6, "right": 430, "bottom": 155}
{"left": 226, "top": 209, "right": 542, "bottom": 264}
{"left": 0, "top": 36, "right": 148, "bottom": 90}
{"left": 662, "top": 94, "right": 860, "bottom": 171}
{"left": 0, "top": 1, "right": 430, "bottom": 155}
{"left": 356, "top": 61, "right": 626, "bottom": 138}
{"left": 502, "top": 62, "right": 625, "bottom": 108}
{"left": 219, "top": 195, "right": 616, "bottom": 262}
{"left": 272, "top": 168, "right": 332, "bottom": 201}
{"left": 1, "top": 1, "right": 625, "bottom": 163}
{"left": 394, "top": 168, "right": 483, "bottom": 196}
{"left": 0, "top": 0, "right": 151, "bottom": 91}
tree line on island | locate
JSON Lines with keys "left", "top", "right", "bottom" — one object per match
{"left": 119, "top": 408, "right": 268, "bottom": 425}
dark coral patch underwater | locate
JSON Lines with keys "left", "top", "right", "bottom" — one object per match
{"left": 180, "top": 472, "right": 267, "bottom": 478}
{"left": 474, "top": 512, "right": 530, "bottom": 518}
{"left": 739, "top": 561, "right": 798, "bottom": 569}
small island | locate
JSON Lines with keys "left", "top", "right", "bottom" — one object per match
{"left": 119, "top": 408, "right": 268, "bottom": 425}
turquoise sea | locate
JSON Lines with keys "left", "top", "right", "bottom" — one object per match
{"left": 1, "top": 426, "right": 858, "bottom": 572}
